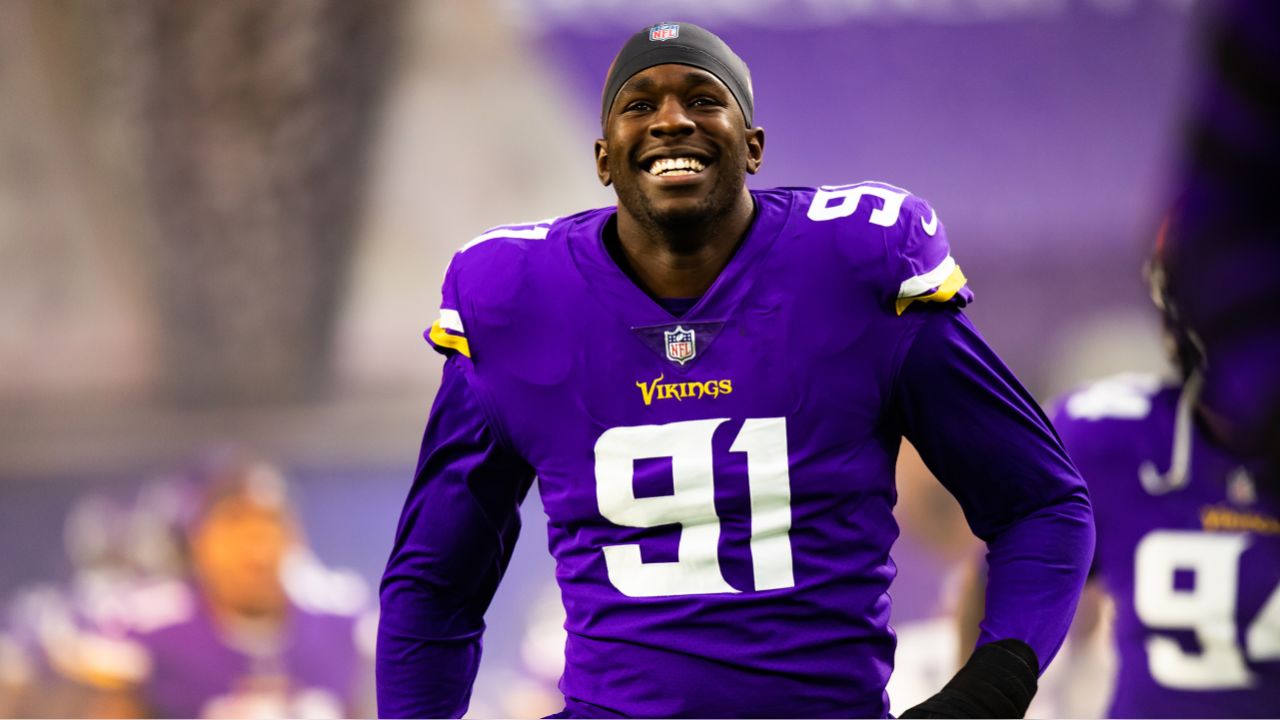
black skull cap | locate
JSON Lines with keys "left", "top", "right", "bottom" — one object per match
{"left": 601, "top": 21, "right": 754, "bottom": 128}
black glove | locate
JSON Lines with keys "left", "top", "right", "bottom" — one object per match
{"left": 899, "top": 639, "right": 1039, "bottom": 719}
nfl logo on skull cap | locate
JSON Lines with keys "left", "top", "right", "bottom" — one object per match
{"left": 664, "top": 326, "right": 696, "bottom": 365}
{"left": 650, "top": 23, "right": 680, "bottom": 42}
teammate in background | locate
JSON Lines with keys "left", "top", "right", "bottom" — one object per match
{"left": 1164, "top": 0, "right": 1280, "bottom": 489}
{"left": 963, "top": 1, "right": 1280, "bottom": 713}
{"left": 0, "top": 486, "right": 187, "bottom": 718}
{"left": 378, "top": 22, "right": 1094, "bottom": 718}
{"left": 116, "top": 451, "right": 374, "bottom": 719}
{"left": 959, "top": 227, "right": 1280, "bottom": 718}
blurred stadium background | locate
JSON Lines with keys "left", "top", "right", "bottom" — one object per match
{"left": 0, "top": 0, "right": 1199, "bottom": 717}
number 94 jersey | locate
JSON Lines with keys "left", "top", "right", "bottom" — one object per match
{"left": 1054, "top": 375, "right": 1280, "bottom": 718}
{"left": 426, "top": 184, "right": 1021, "bottom": 718}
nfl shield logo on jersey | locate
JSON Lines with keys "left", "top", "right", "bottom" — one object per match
{"left": 650, "top": 23, "right": 679, "bottom": 42}
{"left": 664, "top": 326, "right": 696, "bottom": 365}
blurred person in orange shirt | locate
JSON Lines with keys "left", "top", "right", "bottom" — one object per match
{"left": 115, "top": 450, "right": 375, "bottom": 718}
{"left": 9, "top": 450, "right": 376, "bottom": 719}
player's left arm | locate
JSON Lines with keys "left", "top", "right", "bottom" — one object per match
{"left": 890, "top": 304, "right": 1090, "bottom": 712}
{"left": 950, "top": 545, "right": 1112, "bottom": 718}
{"left": 890, "top": 306, "right": 1094, "bottom": 717}
{"left": 879, "top": 193, "right": 1094, "bottom": 670}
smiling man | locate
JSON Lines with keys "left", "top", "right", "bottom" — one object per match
{"left": 377, "top": 22, "right": 1094, "bottom": 719}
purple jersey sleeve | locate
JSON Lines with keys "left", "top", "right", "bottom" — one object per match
{"left": 892, "top": 306, "right": 1094, "bottom": 671}
{"left": 376, "top": 357, "right": 535, "bottom": 718}
{"left": 886, "top": 191, "right": 973, "bottom": 315}
{"left": 424, "top": 253, "right": 471, "bottom": 360}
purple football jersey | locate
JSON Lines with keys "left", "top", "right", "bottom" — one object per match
{"left": 1054, "top": 375, "right": 1280, "bottom": 718}
{"left": 133, "top": 592, "right": 363, "bottom": 718}
{"left": 384, "top": 183, "right": 1092, "bottom": 718}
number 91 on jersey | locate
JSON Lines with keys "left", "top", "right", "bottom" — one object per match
{"left": 595, "top": 417, "right": 795, "bottom": 598}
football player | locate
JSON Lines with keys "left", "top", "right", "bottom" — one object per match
{"left": 124, "top": 451, "right": 371, "bottom": 718}
{"left": 1031, "top": 226, "right": 1279, "bottom": 718}
{"left": 1163, "top": 0, "right": 1280, "bottom": 488}
{"left": 378, "top": 22, "right": 1094, "bottom": 718}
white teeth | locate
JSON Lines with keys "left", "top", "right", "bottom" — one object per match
{"left": 648, "top": 157, "right": 706, "bottom": 176}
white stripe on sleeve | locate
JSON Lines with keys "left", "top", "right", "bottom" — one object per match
{"left": 897, "top": 255, "right": 956, "bottom": 299}
{"left": 438, "top": 308, "right": 465, "bottom": 334}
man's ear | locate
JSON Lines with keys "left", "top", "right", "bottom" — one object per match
{"left": 594, "top": 138, "right": 612, "bottom": 186}
{"left": 745, "top": 126, "right": 765, "bottom": 175}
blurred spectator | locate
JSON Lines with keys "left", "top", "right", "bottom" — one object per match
{"left": 117, "top": 450, "right": 374, "bottom": 718}
{"left": 1, "top": 450, "right": 375, "bottom": 719}
{"left": 0, "top": 491, "right": 160, "bottom": 718}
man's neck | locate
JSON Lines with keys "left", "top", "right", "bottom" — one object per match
{"left": 614, "top": 189, "right": 756, "bottom": 299}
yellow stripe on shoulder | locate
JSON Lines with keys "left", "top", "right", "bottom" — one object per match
{"left": 895, "top": 265, "right": 967, "bottom": 315}
{"left": 429, "top": 320, "right": 471, "bottom": 358}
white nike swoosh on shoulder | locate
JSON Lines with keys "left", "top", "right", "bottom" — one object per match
{"left": 921, "top": 209, "right": 939, "bottom": 236}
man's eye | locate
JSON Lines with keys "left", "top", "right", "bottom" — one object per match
{"left": 690, "top": 97, "right": 720, "bottom": 107}
{"left": 625, "top": 101, "right": 653, "bottom": 112}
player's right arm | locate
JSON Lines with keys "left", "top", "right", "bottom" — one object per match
{"left": 377, "top": 251, "right": 537, "bottom": 719}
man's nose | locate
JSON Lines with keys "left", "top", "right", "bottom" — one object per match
{"left": 649, "top": 96, "right": 695, "bottom": 137}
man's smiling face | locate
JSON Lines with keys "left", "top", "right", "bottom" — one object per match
{"left": 596, "top": 64, "right": 764, "bottom": 230}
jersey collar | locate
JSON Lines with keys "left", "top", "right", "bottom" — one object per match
{"left": 565, "top": 189, "right": 793, "bottom": 330}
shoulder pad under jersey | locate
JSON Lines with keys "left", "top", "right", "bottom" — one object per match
{"left": 424, "top": 218, "right": 558, "bottom": 359}
{"left": 803, "top": 181, "right": 971, "bottom": 314}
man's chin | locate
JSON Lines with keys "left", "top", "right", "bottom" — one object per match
{"left": 645, "top": 195, "right": 714, "bottom": 228}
